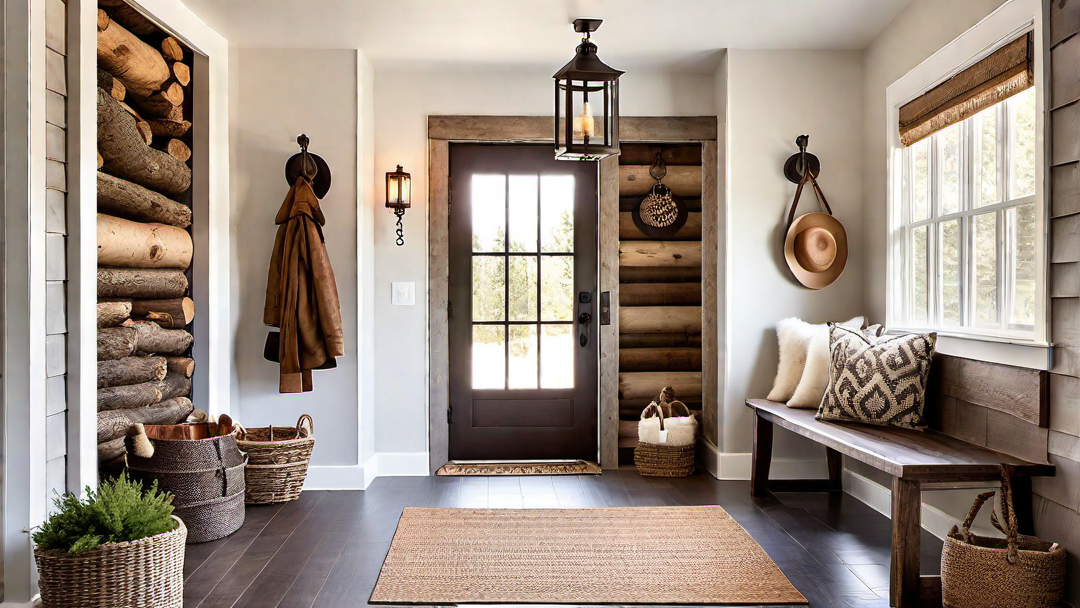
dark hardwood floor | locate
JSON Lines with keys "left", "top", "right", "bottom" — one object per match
{"left": 183, "top": 469, "right": 943, "bottom": 608}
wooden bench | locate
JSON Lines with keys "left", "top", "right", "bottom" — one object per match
{"left": 746, "top": 398, "right": 1054, "bottom": 608}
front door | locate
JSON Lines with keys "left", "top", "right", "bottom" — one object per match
{"left": 448, "top": 144, "right": 598, "bottom": 461}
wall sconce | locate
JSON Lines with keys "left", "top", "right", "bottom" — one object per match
{"left": 386, "top": 165, "right": 411, "bottom": 246}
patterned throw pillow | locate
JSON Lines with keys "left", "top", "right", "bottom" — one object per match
{"left": 816, "top": 325, "right": 936, "bottom": 430}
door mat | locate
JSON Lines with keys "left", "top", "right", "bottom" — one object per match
{"left": 435, "top": 461, "right": 601, "bottom": 476}
{"left": 370, "top": 506, "right": 807, "bottom": 605}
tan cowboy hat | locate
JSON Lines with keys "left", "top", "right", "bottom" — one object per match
{"left": 783, "top": 171, "right": 847, "bottom": 289}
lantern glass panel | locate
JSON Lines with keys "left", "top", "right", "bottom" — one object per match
{"left": 555, "top": 78, "right": 619, "bottom": 160}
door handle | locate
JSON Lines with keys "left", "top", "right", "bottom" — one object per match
{"left": 578, "top": 312, "right": 592, "bottom": 347}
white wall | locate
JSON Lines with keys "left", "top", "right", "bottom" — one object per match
{"left": 229, "top": 48, "right": 359, "bottom": 467}
{"left": 862, "top": 0, "right": 1008, "bottom": 321}
{"left": 722, "top": 50, "right": 866, "bottom": 465}
{"left": 372, "top": 69, "right": 718, "bottom": 456}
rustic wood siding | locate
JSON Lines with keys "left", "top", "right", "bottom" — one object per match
{"left": 44, "top": 0, "right": 67, "bottom": 499}
{"left": 1043, "top": 1, "right": 1080, "bottom": 601}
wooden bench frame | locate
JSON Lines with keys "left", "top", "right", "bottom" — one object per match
{"left": 746, "top": 399, "right": 1054, "bottom": 608}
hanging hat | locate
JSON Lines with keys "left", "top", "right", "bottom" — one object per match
{"left": 783, "top": 170, "right": 847, "bottom": 290}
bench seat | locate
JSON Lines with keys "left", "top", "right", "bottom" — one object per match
{"left": 745, "top": 398, "right": 1054, "bottom": 608}
{"left": 746, "top": 399, "right": 1053, "bottom": 481}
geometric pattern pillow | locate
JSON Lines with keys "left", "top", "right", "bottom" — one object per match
{"left": 816, "top": 324, "right": 936, "bottom": 430}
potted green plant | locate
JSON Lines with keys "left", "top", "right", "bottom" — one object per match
{"left": 33, "top": 474, "right": 186, "bottom": 608}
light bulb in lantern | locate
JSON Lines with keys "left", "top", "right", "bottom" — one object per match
{"left": 576, "top": 101, "right": 595, "bottom": 140}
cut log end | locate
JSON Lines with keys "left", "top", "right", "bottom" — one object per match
{"left": 171, "top": 61, "right": 191, "bottom": 87}
{"left": 97, "top": 300, "right": 133, "bottom": 328}
{"left": 165, "top": 357, "right": 195, "bottom": 377}
{"left": 161, "top": 37, "right": 184, "bottom": 62}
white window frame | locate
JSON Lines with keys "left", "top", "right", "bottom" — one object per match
{"left": 885, "top": 0, "right": 1050, "bottom": 370}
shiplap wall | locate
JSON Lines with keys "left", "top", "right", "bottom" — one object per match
{"left": 1040, "top": 0, "right": 1080, "bottom": 601}
{"left": 44, "top": 0, "right": 68, "bottom": 499}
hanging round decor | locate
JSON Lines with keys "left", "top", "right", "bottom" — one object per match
{"left": 632, "top": 152, "right": 688, "bottom": 239}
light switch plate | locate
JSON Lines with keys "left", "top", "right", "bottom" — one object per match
{"left": 391, "top": 282, "right": 416, "bottom": 306}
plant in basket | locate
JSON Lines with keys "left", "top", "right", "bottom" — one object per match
{"left": 33, "top": 474, "right": 186, "bottom": 608}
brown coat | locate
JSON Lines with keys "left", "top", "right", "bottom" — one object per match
{"left": 264, "top": 176, "right": 344, "bottom": 393}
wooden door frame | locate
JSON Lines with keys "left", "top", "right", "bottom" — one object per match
{"left": 427, "top": 115, "right": 718, "bottom": 473}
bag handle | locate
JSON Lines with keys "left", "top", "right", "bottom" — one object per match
{"left": 961, "top": 491, "right": 996, "bottom": 543}
{"left": 667, "top": 401, "right": 692, "bottom": 418}
{"left": 786, "top": 168, "right": 834, "bottom": 230}
{"left": 960, "top": 467, "right": 1020, "bottom": 564}
{"left": 296, "top": 414, "right": 314, "bottom": 439}
{"left": 640, "top": 403, "right": 666, "bottom": 431}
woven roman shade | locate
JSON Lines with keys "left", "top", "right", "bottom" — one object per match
{"left": 899, "top": 32, "right": 1033, "bottom": 146}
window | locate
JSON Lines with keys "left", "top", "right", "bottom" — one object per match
{"left": 896, "top": 87, "right": 1040, "bottom": 340}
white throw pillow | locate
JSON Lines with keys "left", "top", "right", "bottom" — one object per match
{"left": 765, "top": 318, "right": 816, "bottom": 402}
{"left": 766, "top": 316, "right": 865, "bottom": 402}
{"left": 788, "top": 320, "right": 878, "bottom": 408}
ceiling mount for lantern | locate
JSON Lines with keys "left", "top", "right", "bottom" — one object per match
{"left": 553, "top": 18, "right": 623, "bottom": 161}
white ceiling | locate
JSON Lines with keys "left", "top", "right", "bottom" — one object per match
{"left": 179, "top": 0, "right": 912, "bottom": 71}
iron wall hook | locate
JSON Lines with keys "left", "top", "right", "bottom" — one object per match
{"left": 783, "top": 134, "right": 821, "bottom": 184}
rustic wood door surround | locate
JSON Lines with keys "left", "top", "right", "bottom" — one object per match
{"left": 428, "top": 116, "right": 718, "bottom": 472}
{"left": 447, "top": 144, "right": 599, "bottom": 460}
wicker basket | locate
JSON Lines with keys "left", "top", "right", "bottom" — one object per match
{"left": 35, "top": 516, "right": 186, "bottom": 608}
{"left": 127, "top": 427, "right": 246, "bottom": 543}
{"left": 941, "top": 473, "right": 1066, "bottom": 608}
{"left": 237, "top": 414, "right": 315, "bottom": 504}
{"left": 635, "top": 397, "right": 696, "bottom": 477}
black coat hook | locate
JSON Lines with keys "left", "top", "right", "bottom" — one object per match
{"left": 285, "top": 133, "right": 333, "bottom": 198}
{"left": 783, "top": 134, "right": 821, "bottom": 184}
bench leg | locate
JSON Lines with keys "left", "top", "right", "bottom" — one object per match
{"left": 751, "top": 414, "right": 773, "bottom": 499}
{"left": 826, "top": 447, "right": 842, "bottom": 491}
{"left": 890, "top": 477, "right": 922, "bottom": 608}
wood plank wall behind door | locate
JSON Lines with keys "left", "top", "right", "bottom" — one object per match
{"left": 617, "top": 144, "right": 704, "bottom": 464}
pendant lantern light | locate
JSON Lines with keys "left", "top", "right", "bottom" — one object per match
{"left": 553, "top": 18, "right": 623, "bottom": 161}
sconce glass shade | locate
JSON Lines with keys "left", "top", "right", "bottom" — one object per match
{"left": 386, "top": 165, "right": 411, "bottom": 209}
{"left": 553, "top": 19, "right": 623, "bottom": 161}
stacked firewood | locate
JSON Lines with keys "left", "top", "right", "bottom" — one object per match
{"left": 95, "top": 1, "right": 195, "bottom": 466}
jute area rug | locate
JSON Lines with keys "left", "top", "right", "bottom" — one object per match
{"left": 435, "top": 461, "right": 601, "bottom": 476}
{"left": 370, "top": 506, "right": 807, "bottom": 605}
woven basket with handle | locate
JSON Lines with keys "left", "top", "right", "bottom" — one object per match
{"left": 941, "top": 470, "right": 1066, "bottom": 608}
{"left": 237, "top": 414, "right": 315, "bottom": 504}
{"left": 35, "top": 516, "right": 186, "bottom": 608}
{"left": 634, "top": 388, "right": 696, "bottom": 477}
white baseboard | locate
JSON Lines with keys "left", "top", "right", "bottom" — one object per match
{"left": 305, "top": 464, "right": 368, "bottom": 490}
{"left": 365, "top": 451, "right": 429, "bottom": 480}
{"left": 842, "top": 468, "right": 983, "bottom": 540}
{"left": 711, "top": 452, "right": 827, "bottom": 480}
{"left": 306, "top": 452, "right": 428, "bottom": 490}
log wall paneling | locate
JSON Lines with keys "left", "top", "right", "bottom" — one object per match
{"left": 1030, "top": 5, "right": 1080, "bottom": 600}
{"left": 95, "top": 3, "right": 196, "bottom": 466}
{"left": 617, "top": 143, "right": 707, "bottom": 462}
